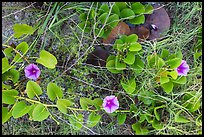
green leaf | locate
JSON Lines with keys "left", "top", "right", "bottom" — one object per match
{"left": 13, "top": 54, "right": 23, "bottom": 63}
{"left": 183, "top": 91, "right": 201, "bottom": 112}
{"left": 161, "top": 81, "right": 173, "bottom": 94}
{"left": 129, "top": 15, "right": 145, "bottom": 25}
{"left": 99, "top": 4, "right": 109, "bottom": 14}
{"left": 123, "top": 52, "right": 135, "bottom": 65}
{"left": 120, "top": 35, "right": 128, "bottom": 42}
{"left": 13, "top": 24, "right": 34, "bottom": 38}
{"left": 176, "top": 50, "right": 183, "bottom": 59}
{"left": 175, "top": 110, "right": 190, "bottom": 123}
{"left": 158, "top": 57, "right": 165, "bottom": 68}
{"left": 120, "top": 8, "right": 135, "bottom": 19}
{"left": 69, "top": 114, "right": 83, "bottom": 130}
{"left": 111, "top": 4, "right": 120, "bottom": 15}
{"left": 115, "top": 56, "right": 126, "bottom": 70}
{"left": 131, "top": 2, "right": 145, "bottom": 14}
{"left": 166, "top": 58, "right": 182, "bottom": 69}
{"left": 126, "top": 34, "right": 138, "bottom": 43}
{"left": 160, "top": 76, "right": 169, "bottom": 84}
{"left": 154, "top": 105, "right": 165, "bottom": 121}
{"left": 117, "top": 114, "right": 126, "bottom": 125}
{"left": 106, "top": 55, "right": 116, "bottom": 62}
{"left": 79, "top": 13, "right": 87, "bottom": 22}
{"left": 138, "top": 90, "right": 155, "bottom": 105}
{"left": 2, "top": 89, "right": 18, "bottom": 104}
{"left": 130, "top": 104, "right": 138, "bottom": 113}
{"left": 138, "top": 114, "right": 146, "bottom": 123}
{"left": 172, "top": 76, "right": 186, "bottom": 84}
{"left": 16, "top": 42, "right": 28, "bottom": 54}
{"left": 2, "top": 69, "right": 19, "bottom": 83}
{"left": 168, "top": 70, "right": 178, "bottom": 80}
{"left": 12, "top": 101, "right": 30, "bottom": 118}
{"left": 47, "top": 82, "right": 63, "bottom": 101}
{"left": 4, "top": 47, "right": 13, "bottom": 58}
{"left": 87, "top": 112, "right": 101, "bottom": 127}
{"left": 2, "top": 58, "right": 11, "bottom": 74}
{"left": 194, "top": 52, "right": 202, "bottom": 61}
{"left": 106, "top": 59, "right": 122, "bottom": 74}
{"left": 147, "top": 54, "right": 158, "bottom": 68}
{"left": 115, "top": 2, "right": 127, "bottom": 10}
{"left": 80, "top": 98, "right": 92, "bottom": 110}
{"left": 27, "top": 104, "right": 37, "bottom": 120}
{"left": 95, "top": 28, "right": 104, "bottom": 37}
{"left": 130, "top": 56, "right": 144, "bottom": 74}
{"left": 129, "top": 42, "right": 142, "bottom": 51}
{"left": 121, "top": 78, "right": 136, "bottom": 94}
{"left": 114, "top": 39, "right": 124, "bottom": 51}
{"left": 145, "top": 114, "right": 154, "bottom": 124}
{"left": 32, "top": 104, "right": 50, "bottom": 121}
{"left": 144, "top": 4, "right": 154, "bottom": 14}
{"left": 152, "top": 118, "right": 163, "bottom": 130}
{"left": 57, "top": 99, "right": 73, "bottom": 114}
{"left": 2, "top": 107, "right": 12, "bottom": 124}
{"left": 98, "top": 13, "right": 108, "bottom": 24}
{"left": 36, "top": 50, "right": 57, "bottom": 69}
{"left": 78, "top": 22, "right": 90, "bottom": 32}
{"left": 2, "top": 83, "right": 11, "bottom": 90}
{"left": 161, "top": 49, "right": 169, "bottom": 59}
{"left": 107, "top": 14, "right": 119, "bottom": 28}
{"left": 132, "top": 122, "right": 149, "bottom": 135}
{"left": 26, "top": 81, "right": 43, "bottom": 99}
{"left": 92, "top": 98, "right": 103, "bottom": 110}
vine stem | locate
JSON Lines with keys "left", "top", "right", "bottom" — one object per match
{"left": 14, "top": 96, "right": 130, "bottom": 113}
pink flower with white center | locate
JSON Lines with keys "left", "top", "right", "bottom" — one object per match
{"left": 175, "top": 60, "right": 190, "bottom": 76}
{"left": 103, "top": 95, "right": 119, "bottom": 113}
{"left": 24, "top": 64, "right": 41, "bottom": 80}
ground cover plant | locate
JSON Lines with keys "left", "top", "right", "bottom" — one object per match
{"left": 2, "top": 2, "right": 202, "bottom": 135}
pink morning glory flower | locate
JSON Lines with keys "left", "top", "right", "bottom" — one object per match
{"left": 102, "top": 95, "right": 119, "bottom": 113}
{"left": 175, "top": 60, "right": 190, "bottom": 76}
{"left": 24, "top": 64, "right": 41, "bottom": 80}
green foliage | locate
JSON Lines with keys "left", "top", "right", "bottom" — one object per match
{"left": 2, "top": 89, "right": 19, "bottom": 104}
{"left": 32, "top": 104, "right": 50, "bottom": 121}
{"left": 26, "top": 81, "right": 43, "bottom": 99}
{"left": 87, "top": 112, "right": 101, "bottom": 127}
{"left": 117, "top": 113, "right": 126, "bottom": 125}
{"left": 36, "top": 50, "right": 57, "bottom": 69}
{"left": 121, "top": 78, "right": 136, "bottom": 94}
{"left": 13, "top": 24, "right": 34, "bottom": 38}
{"left": 174, "top": 110, "right": 190, "bottom": 123}
{"left": 47, "top": 82, "right": 63, "bottom": 101}
{"left": 69, "top": 114, "right": 83, "bottom": 130}
{"left": 12, "top": 101, "right": 31, "bottom": 118}
{"left": 2, "top": 107, "right": 12, "bottom": 124}
{"left": 132, "top": 122, "right": 149, "bottom": 135}
{"left": 57, "top": 99, "right": 73, "bottom": 114}
{"left": 2, "top": 58, "right": 11, "bottom": 74}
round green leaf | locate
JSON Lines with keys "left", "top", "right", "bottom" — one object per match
{"left": 12, "top": 101, "right": 30, "bottom": 118}
{"left": 47, "top": 82, "right": 63, "bottom": 101}
{"left": 120, "top": 8, "right": 135, "bottom": 19}
{"left": 130, "top": 56, "right": 144, "bottom": 74}
{"left": 132, "top": 122, "right": 149, "bottom": 135}
{"left": 161, "top": 49, "right": 169, "bottom": 59}
{"left": 16, "top": 42, "right": 28, "bottom": 54}
{"left": 161, "top": 81, "right": 173, "bottom": 94}
{"left": 107, "top": 14, "right": 119, "bottom": 28}
{"left": 13, "top": 24, "right": 34, "bottom": 38}
{"left": 92, "top": 98, "right": 103, "bottom": 110}
{"left": 4, "top": 47, "right": 13, "bottom": 59}
{"left": 166, "top": 58, "right": 182, "bottom": 69}
{"left": 129, "top": 42, "right": 142, "bottom": 52}
{"left": 79, "top": 13, "right": 87, "bottom": 22}
{"left": 138, "top": 90, "right": 155, "bottom": 105}
{"left": 111, "top": 4, "right": 120, "bottom": 15}
{"left": 129, "top": 15, "right": 145, "bottom": 25}
{"left": 117, "top": 114, "right": 126, "bottom": 125}
{"left": 172, "top": 76, "right": 187, "bottom": 84}
{"left": 2, "top": 107, "right": 12, "bottom": 124}
{"left": 131, "top": 2, "right": 145, "bottom": 14}
{"left": 2, "top": 89, "right": 18, "bottom": 104}
{"left": 144, "top": 4, "right": 154, "bottom": 14}
{"left": 32, "top": 104, "right": 50, "bottom": 121}
{"left": 115, "top": 2, "right": 127, "bottom": 10}
{"left": 123, "top": 52, "right": 135, "bottom": 65}
{"left": 115, "top": 56, "right": 126, "bottom": 70}
{"left": 160, "top": 76, "right": 169, "bottom": 85}
{"left": 175, "top": 110, "right": 190, "bottom": 123}
{"left": 78, "top": 22, "right": 90, "bottom": 32}
{"left": 152, "top": 118, "right": 163, "bottom": 130}
{"left": 121, "top": 78, "right": 136, "bottom": 94}
{"left": 2, "top": 58, "right": 11, "bottom": 74}
{"left": 36, "top": 50, "right": 57, "bottom": 69}
{"left": 87, "top": 112, "right": 101, "bottom": 127}
{"left": 98, "top": 12, "right": 108, "bottom": 24}
{"left": 57, "top": 99, "right": 73, "bottom": 114}
{"left": 69, "top": 114, "right": 83, "bottom": 130}
{"left": 99, "top": 4, "right": 109, "bottom": 14}
{"left": 126, "top": 34, "right": 138, "bottom": 43}
{"left": 2, "top": 69, "right": 19, "bottom": 83}
{"left": 26, "top": 81, "right": 42, "bottom": 99}
{"left": 106, "top": 59, "right": 123, "bottom": 74}
{"left": 168, "top": 70, "right": 178, "bottom": 79}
